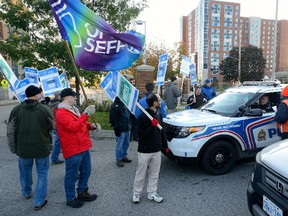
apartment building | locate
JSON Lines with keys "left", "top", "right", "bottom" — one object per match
{"left": 181, "top": 0, "right": 288, "bottom": 83}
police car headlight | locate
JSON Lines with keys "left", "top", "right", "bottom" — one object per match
{"left": 177, "top": 126, "right": 205, "bottom": 138}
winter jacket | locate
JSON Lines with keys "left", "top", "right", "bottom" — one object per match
{"left": 48, "top": 98, "right": 60, "bottom": 117}
{"left": 137, "top": 108, "right": 168, "bottom": 153}
{"left": 187, "top": 94, "right": 206, "bottom": 109}
{"left": 109, "top": 97, "right": 131, "bottom": 134}
{"left": 164, "top": 82, "right": 181, "bottom": 110}
{"left": 275, "top": 100, "right": 288, "bottom": 135}
{"left": 55, "top": 106, "right": 92, "bottom": 158}
{"left": 135, "top": 92, "right": 167, "bottom": 118}
{"left": 201, "top": 85, "right": 216, "bottom": 101}
{"left": 8, "top": 99, "right": 54, "bottom": 158}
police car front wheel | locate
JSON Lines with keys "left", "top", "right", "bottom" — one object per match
{"left": 201, "top": 140, "right": 237, "bottom": 175}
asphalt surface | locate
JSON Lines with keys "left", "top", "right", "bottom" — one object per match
{"left": 0, "top": 103, "right": 253, "bottom": 216}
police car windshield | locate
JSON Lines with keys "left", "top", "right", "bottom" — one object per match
{"left": 201, "top": 91, "right": 255, "bottom": 116}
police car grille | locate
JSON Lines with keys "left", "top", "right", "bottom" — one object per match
{"left": 265, "top": 170, "right": 288, "bottom": 198}
{"left": 164, "top": 123, "right": 180, "bottom": 142}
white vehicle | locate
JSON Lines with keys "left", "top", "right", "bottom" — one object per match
{"left": 163, "top": 81, "right": 283, "bottom": 175}
{"left": 247, "top": 139, "right": 288, "bottom": 216}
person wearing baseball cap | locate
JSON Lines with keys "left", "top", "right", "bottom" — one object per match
{"left": 275, "top": 85, "right": 288, "bottom": 140}
{"left": 7, "top": 85, "right": 54, "bottom": 210}
{"left": 55, "top": 88, "right": 98, "bottom": 208}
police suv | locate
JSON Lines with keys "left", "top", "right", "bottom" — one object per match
{"left": 163, "top": 81, "right": 283, "bottom": 175}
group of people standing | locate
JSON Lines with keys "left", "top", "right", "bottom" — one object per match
{"left": 7, "top": 77, "right": 217, "bottom": 210}
{"left": 7, "top": 86, "right": 98, "bottom": 210}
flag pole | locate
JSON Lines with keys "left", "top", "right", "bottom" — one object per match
{"left": 64, "top": 41, "right": 97, "bottom": 124}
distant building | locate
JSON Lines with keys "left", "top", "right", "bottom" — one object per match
{"left": 180, "top": 0, "right": 288, "bottom": 83}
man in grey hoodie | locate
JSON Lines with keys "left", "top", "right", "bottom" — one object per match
{"left": 164, "top": 76, "right": 181, "bottom": 113}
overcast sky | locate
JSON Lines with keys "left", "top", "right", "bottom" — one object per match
{"left": 135, "top": 0, "right": 288, "bottom": 48}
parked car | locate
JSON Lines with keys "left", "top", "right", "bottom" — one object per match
{"left": 163, "top": 81, "right": 283, "bottom": 175}
{"left": 247, "top": 139, "right": 288, "bottom": 216}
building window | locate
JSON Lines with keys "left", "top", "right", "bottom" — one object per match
{"left": 212, "top": 16, "right": 220, "bottom": 26}
{"left": 224, "top": 17, "right": 232, "bottom": 27}
{"left": 212, "top": 4, "right": 221, "bottom": 14}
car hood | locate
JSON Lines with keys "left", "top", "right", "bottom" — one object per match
{"left": 260, "top": 140, "right": 288, "bottom": 178}
{"left": 163, "top": 109, "right": 230, "bottom": 127}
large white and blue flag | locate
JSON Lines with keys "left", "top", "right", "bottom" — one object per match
{"left": 0, "top": 54, "right": 19, "bottom": 89}
{"left": 156, "top": 53, "right": 169, "bottom": 86}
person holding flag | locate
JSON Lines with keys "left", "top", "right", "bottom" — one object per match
{"left": 55, "top": 88, "right": 98, "bottom": 208}
{"left": 132, "top": 94, "right": 168, "bottom": 204}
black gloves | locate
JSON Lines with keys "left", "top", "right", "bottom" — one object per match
{"left": 114, "top": 128, "right": 121, "bottom": 137}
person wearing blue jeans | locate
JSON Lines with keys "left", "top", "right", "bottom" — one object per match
{"left": 110, "top": 97, "right": 132, "bottom": 167}
{"left": 55, "top": 88, "right": 98, "bottom": 208}
{"left": 19, "top": 157, "right": 49, "bottom": 207}
{"left": 51, "top": 130, "right": 63, "bottom": 164}
{"left": 48, "top": 91, "right": 64, "bottom": 165}
{"left": 7, "top": 85, "right": 54, "bottom": 211}
{"left": 64, "top": 151, "right": 91, "bottom": 201}
{"left": 115, "top": 131, "right": 131, "bottom": 163}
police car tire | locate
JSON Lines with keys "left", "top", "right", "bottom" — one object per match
{"left": 201, "top": 140, "right": 236, "bottom": 175}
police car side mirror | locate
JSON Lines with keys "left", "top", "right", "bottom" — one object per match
{"left": 243, "top": 108, "right": 263, "bottom": 117}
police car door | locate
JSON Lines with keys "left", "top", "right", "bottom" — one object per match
{"left": 245, "top": 94, "right": 280, "bottom": 149}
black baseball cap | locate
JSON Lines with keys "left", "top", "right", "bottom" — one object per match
{"left": 60, "top": 88, "right": 77, "bottom": 98}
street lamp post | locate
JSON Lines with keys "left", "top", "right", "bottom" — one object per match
{"left": 136, "top": 20, "right": 146, "bottom": 65}
{"left": 237, "top": 30, "right": 242, "bottom": 84}
{"left": 271, "top": 0, "right": 279, "bottom": 80}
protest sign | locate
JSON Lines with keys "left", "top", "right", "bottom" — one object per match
{"left": 155, "top": 53, "right": 169, "bottom": 86}
{"left": 180, "top": 55, "right": 191, "bottom": 76}
{"left": 24, "top": 67, "right": 39, "bottom": 86}
{"left": 38, "top": 67, "right": 63, "bottom": 96}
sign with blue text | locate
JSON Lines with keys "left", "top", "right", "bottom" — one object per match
{"left": 100, "top": 71, "right": 139, "bottom": 114}
{"left": 14, "top": 78, "right": 31, "bottom": 102}
{"left": 189, "top": 63, "right": 197, "bottom": 84}
{"left": 180, "top": 55, "right": 191, "bottom": 76}
{"left": 38, "top": 67, "right": 63, "bottom": 97}
{"left": 156, "top": 53, "right": 169, "bottom": 86}
{"left": 25, "top": 67, "right": 39, "bottom": 86}
{"left": 60, "top": 72, "right": 70, "bottom": 88}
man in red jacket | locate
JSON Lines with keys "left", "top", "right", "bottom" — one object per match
{"left": 55, "top": 88, "right": 98, "bottom": 208}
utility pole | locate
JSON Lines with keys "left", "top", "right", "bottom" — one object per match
{"left": 271, "top": 0, "right": 279, "bottom": 80}
{"left": 238, "top": 30, "right": 242, "bottom": 84}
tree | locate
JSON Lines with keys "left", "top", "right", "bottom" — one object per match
{"left": 219, "top": 44, "right": 266, "bottom": 82}
{"left": 0, "top": 0, "right": 147, "bottom": 99}
{"left": 124, "top": 42, "right": 177, "bottom": 81}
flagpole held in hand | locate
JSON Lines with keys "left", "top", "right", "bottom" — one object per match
{"left": 136, "top": 102, "right": 162, "bottom": 130}
{"left": 64, "top": 41, "right": 97, "bottom": 125}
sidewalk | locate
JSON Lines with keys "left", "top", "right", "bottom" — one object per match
{"left": 0, "top": 99, "right": 19, "bottom": 106}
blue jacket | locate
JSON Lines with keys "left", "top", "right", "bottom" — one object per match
{"left": 201, "top": 85, "right": 216, "bottom": 101}
{"left": 135, "top": 92, "right": 167, "bottom": 119}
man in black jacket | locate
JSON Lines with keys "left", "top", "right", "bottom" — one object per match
{"left": 132, "top": 94, "right": 168, "bottom": 204}
{"left": 109, "top": 97, "right": 132, "bottom": 167}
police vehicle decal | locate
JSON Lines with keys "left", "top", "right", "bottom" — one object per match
{"left": 245, "top": 116, "right": 275, "bottom": 149}
{"left": 192, "top": 129, "right": 247, "bottom": 150}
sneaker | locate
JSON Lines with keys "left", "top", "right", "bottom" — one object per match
{"left": 147, "top": 193, "right": 163, "bottom": 203}
{"left": 78, "top": 189, "right": 97, "bottom": 202}
{"left": 122, "top": 157, "right": 132, "bottom": 163}
{"left": 34, "top": 200, "right": 48, "bottom": 211}
{"left": 132, "top": 193, "right": 140, "bottom": 203}
{"left": 66, "top": 198, "right": 83, "bottom": 208}
{"left": 116, "top": 160, "right": 124, "bottom": 167}
{"left": 51, "top": 160, "right": 64, "bottom": 165}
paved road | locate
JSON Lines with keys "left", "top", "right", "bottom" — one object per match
{"left": 0, "top": 104, "right": 253, "bottom": 216}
